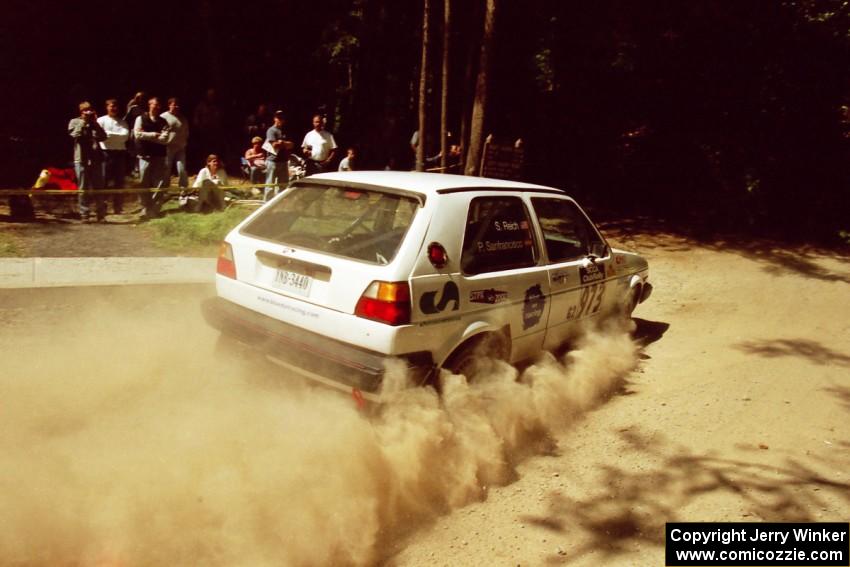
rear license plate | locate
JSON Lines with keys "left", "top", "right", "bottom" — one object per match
{"left": 273, "top": 269, "right": 312, "bottom": 296}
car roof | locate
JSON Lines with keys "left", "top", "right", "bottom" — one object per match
{"left": 303, "top": 170, "right": 565, "bottom": 197}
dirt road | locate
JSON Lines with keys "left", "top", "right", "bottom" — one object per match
{"left": 392, "top": 232, "right": 850, "bottom": 566}
{"left": 0, "top": 231, "right": 847, "bottom": 566}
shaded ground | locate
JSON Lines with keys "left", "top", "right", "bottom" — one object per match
{"left": 0, "top": 195, "right": 216, "bottom": 257}
{"left": 0, "top": 218, "right": 168, "bottom": 257}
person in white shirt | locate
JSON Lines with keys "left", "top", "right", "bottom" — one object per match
{"left": 301, "top": 113, "right": 337, "bottom": 176}
{"left": 161, "top": 97, "right": 190, "bottom": 190}
{"left": 192, "top": 154, "right": 228, "bottom": 212}
{"left": 338, "top": 147, "right": 355, "bottom": 171}
{"left": 97, "top": 98, "right": 130, "bottom": 214}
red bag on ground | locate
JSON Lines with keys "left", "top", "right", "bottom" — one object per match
{"left": 33, "top": 167, "right": 78, "bottom": 191}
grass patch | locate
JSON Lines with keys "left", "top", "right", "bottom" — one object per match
{"left": 147, "top": 207, "right": 256, "bottom": 255}
{"left": 0, "top": 233, "right": 23, "bottom": 257}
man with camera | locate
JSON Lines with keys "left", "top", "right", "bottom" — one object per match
{"left": 68, "top": 101, "right": 108, "bottom": 222}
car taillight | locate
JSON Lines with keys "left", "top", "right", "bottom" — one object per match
{"left": 216, "top": 242, "right": 237, "bottom": 279}
{"left": 355, "top": 281, "right": 410, "bottom": 325}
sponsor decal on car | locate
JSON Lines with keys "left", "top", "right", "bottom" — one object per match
{"left": 522, "top": 284, "right": 546, "bottom": 330}
{"left": 420, "top": 281, "right": 460, "bottom": 314}
{"left": 258, "top": 295, "right": 320, "bottom": 319}
{"left": 551, "top": 271, "right": 569, "bottom": 285}
{"left": 492, "top": 219, "right": 529, "bottom": 231}
{"left": 477, "top": 239, "right": 531, "bottom": 253}
{"left": 470, "top": 288, "right": 509, "bottom": 305}
{"left": 579, "top": 263, "right": 605, "bottom": 284}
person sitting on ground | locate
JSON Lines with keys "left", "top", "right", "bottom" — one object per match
{"left": 192, "top": 154, "right": 228, "bottom": 212}
{"left": 244, "top": 136, "right": 267, "bottom": 185}
{"left": 338, "top": 147, "right": 356, "bottom": 171}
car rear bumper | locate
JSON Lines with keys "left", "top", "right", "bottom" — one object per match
{"left": 202, "top": 297, "right": 434, "bottom": 401}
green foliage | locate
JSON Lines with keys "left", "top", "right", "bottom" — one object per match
{"left": 147, "top": 208, "right": 255, "bottom": 255}
{"left": 0, "top": 233, "right": 22, "bottom": 257}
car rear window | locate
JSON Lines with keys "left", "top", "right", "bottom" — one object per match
{"left": 240, "top": 183, "right": 420, "bottom": 265}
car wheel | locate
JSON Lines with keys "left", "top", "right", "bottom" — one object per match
{"left": 623, "top": 285, "right": 641, "bottom": 320}
{"left": 443, "top": 333, "right": 508, "bottom": 384}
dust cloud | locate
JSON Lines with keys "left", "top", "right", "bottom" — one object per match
{"left": 0, "top": 292, "right": 637, "bottom": 566}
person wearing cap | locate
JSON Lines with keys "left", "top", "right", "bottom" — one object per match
{"left": 244, "top": 136, "right": 267, "bottom": 185}
{"left": 263, "top": 110, "right": 293, "bottom": 199}
{"left": 68, "top": 101, "right": 108, "bottom": 222}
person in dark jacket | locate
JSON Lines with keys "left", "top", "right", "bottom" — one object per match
{"left": 133, "top": 96, "right": 171, "bottom": 220}
{"left": 68, "top": 101, "right": 107, "bottom": 222}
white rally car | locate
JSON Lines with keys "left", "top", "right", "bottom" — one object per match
{"left": 202, "top": 171, "right": 651, "bottom": 402}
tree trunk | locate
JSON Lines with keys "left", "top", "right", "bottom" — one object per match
{"left": 416, "top": 0, "right": 430, "bottom": 172}
{"left": 440, "top": 0, "right": 451, "bottom": 172}
{"left": 465, "top": 0, "right": 497, "bottom": 176}
{"left": 458, "top": 20, "right": 475, "bottom": 175}
{"left": 458, "top": 0, "right": 482, "bottom": 174}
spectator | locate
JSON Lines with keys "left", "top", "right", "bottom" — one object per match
{"left": 338, "top": 147, "right": 356, "bottom": 171}
{"left": 124, "top": 91, "right": 146, "bottom": 177}
{"left": 264, "top": 110, "right": 293, "bottom": 199}
{"left": 301, "top": 113, "right": 337, "bottom": 176}
{"left": 424, "top": 143, "right": 461, "bottom": 171}
{"left": 133, "top": 96, "right": 171, "bottom": 220}
{"left": 161, "top": 97, "right": 190, "bottom": 190}
{"left": 245, "top": 103, "right": 271, "bottom": 139}
{"left": 69, "top": 101, "right": 107, "bottom": 222}
{"left": 446, "top": 143, "right": 462, "bottom": 172}
{"left": 125, "top": 91, "right": 146, "bottom": 119}
{"left": 97, "top": 98, "right": 130, "bottom": 215}
{"left": 193, "top": 154, "right": 227, "bottom": 212}
{"left": 244, "top": 136, "right": 267, "bottom": 185}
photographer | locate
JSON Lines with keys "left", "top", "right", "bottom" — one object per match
{"left": 68, "top": 101, "right": 107, "bottom": 222}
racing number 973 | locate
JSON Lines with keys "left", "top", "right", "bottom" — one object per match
{"left": 568, "top": 283, "right": 605, "bottom": 320}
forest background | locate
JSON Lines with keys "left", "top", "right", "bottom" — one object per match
{"left": 1, "top": 0, "right": 848, "bottom": 241}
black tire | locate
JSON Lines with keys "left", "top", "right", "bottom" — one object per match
{"left": 623, "top": 285, "right": 641, "bottom": 320}
{"left": 443, "top": 333, "right": 508, "bottom": 384}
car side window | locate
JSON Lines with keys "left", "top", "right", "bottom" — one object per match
{"left": 461, "top": 196, "right": 537, "bottom": 275}
{"left": 531, "top": 198, "right": 606, "bottom": 263}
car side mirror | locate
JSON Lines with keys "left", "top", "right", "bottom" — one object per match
{"left": 587, "top": 241, "right": 609, "bottom": 259}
